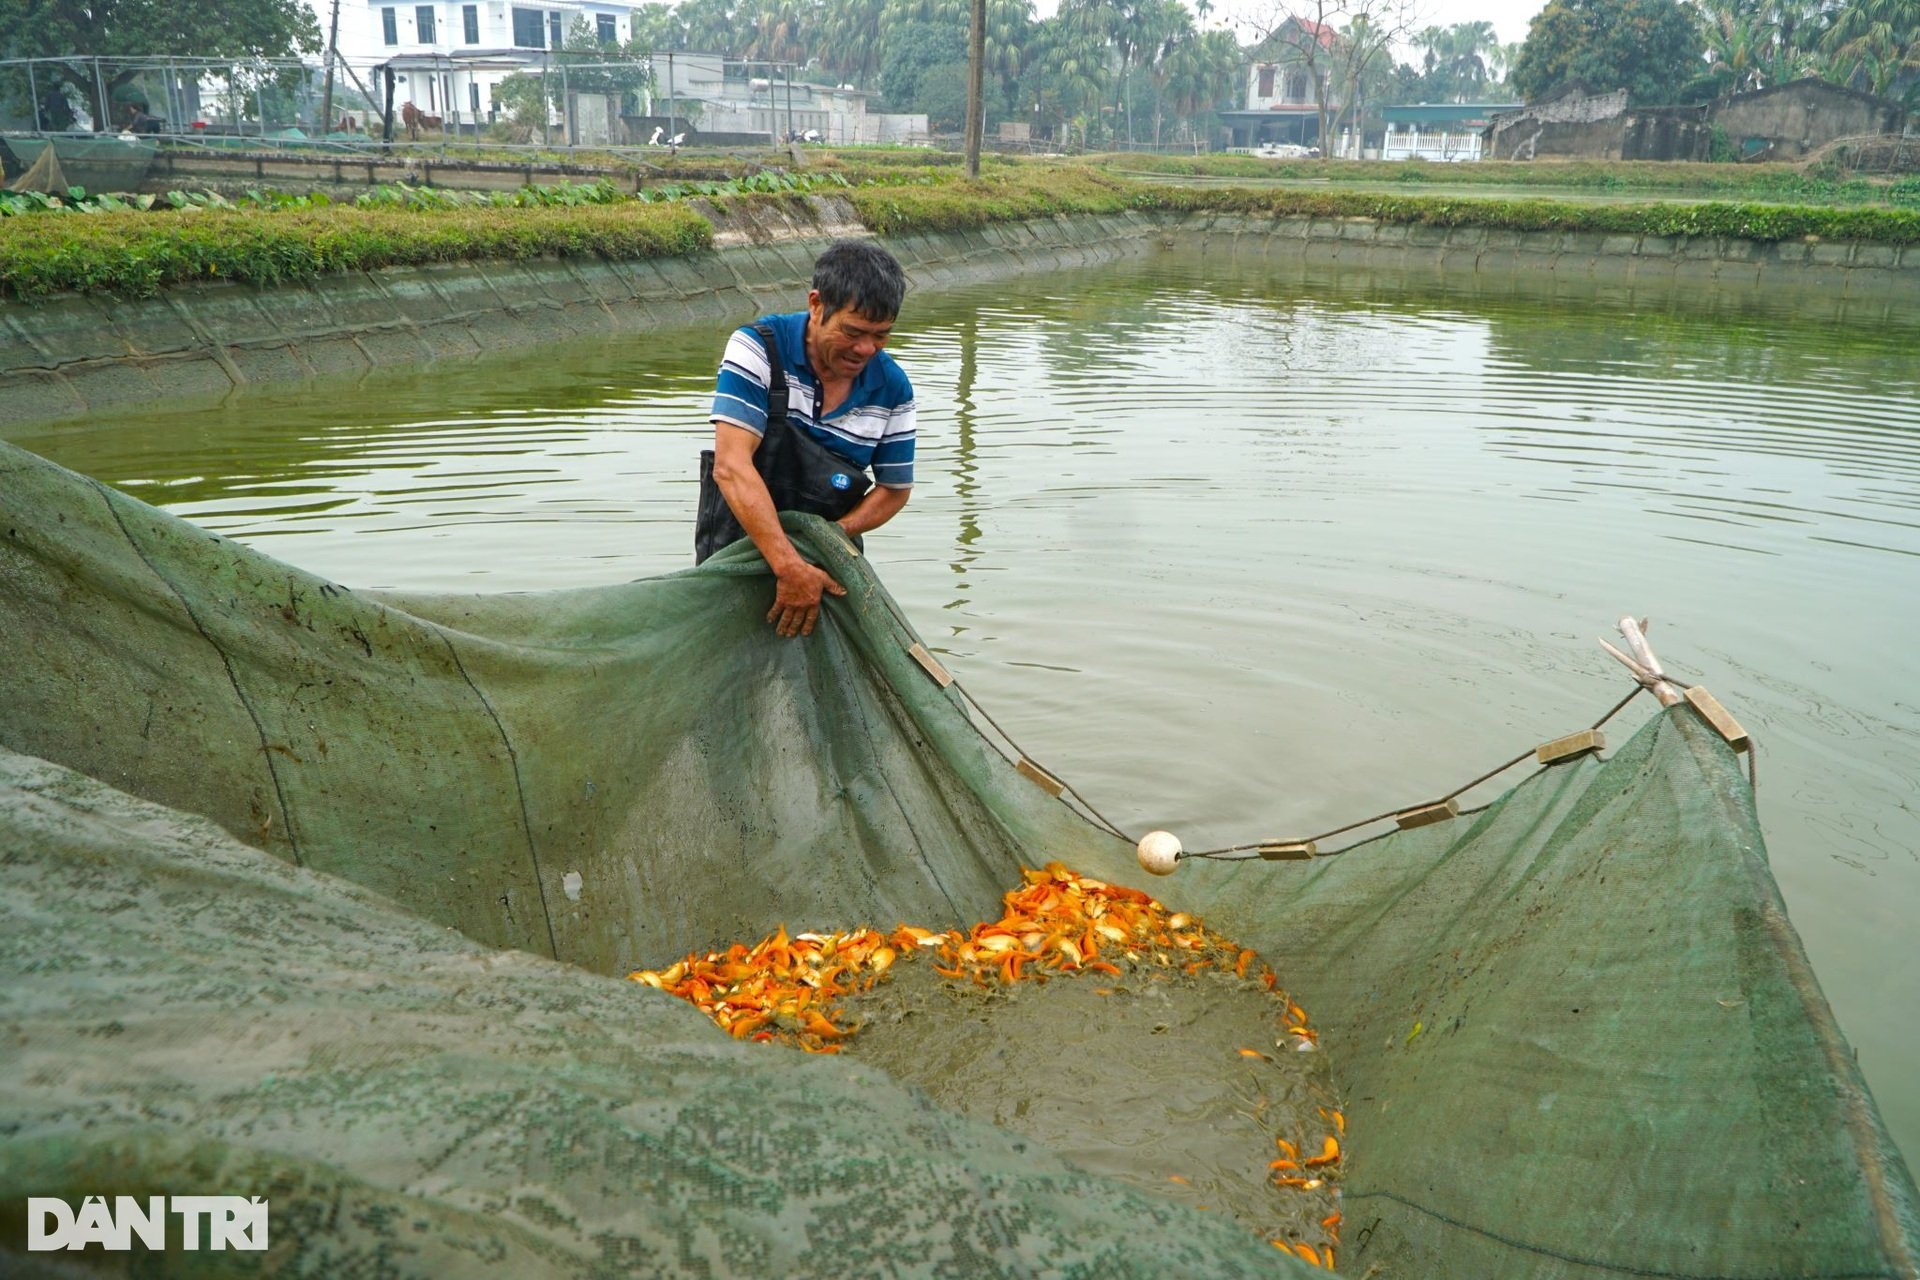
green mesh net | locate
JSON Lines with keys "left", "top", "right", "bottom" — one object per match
{"left": 2, "top": 437, "right": 1915, "bottom": 1278}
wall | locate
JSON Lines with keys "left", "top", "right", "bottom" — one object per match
{"left": 1621, "top": 109, "right": 1710, "bottom": 161}
{"left": 1489, "top": 78, "right": 1911, "bottom": 163}
{"left": 142, "top": 148, "right": 664, "bottom": 198}
{"left": 1712, "top": 78, "right": 1909, "bottom": 160}
{"left": 1488, "top": 115, "right": 1626, "bottom": 160}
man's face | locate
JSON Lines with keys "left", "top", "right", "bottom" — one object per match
{"left": 807, "top": 290, "right": 895, "bottom": 380}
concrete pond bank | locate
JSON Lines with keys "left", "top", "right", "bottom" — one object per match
{"left": 3, "top": 196, "right": 1915, "bottom": 425}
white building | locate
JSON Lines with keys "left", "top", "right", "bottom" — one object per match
{"left": 307, "top": 0, "right": 648, "bottom": 129}
{"left": 650, "top": 53, "right": 926, "bottom": 146}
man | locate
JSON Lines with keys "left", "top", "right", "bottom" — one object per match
{"left": 701, "top": 240, "right": 916, "bottom": 639}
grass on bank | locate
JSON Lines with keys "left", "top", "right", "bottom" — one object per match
{"left": 4, "top": 162, "right": 1917, "bottom": 301}
{"left": 1146, "top": 183, "right": 1920, "bottom": 244}
{"left": 0, "top": 201, "right": 711, "bottom": 300}
{"left": 1089, "top": 153, "right": 1920, "bottom": 206}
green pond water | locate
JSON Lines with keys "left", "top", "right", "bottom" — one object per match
{"left": 7, "top": 253, "right": 1917, "bottom": 1165}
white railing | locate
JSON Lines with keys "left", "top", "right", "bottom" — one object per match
{"left": 1380, "top": 127, "right": 1482, "bottom": 162}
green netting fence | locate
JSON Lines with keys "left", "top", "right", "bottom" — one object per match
{"left": 2, "top": 436, "right": 1915, "bottom": 1277}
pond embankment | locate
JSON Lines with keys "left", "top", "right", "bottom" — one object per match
{"left": 4, "top": 190, "right": 1916, "bottom": 424}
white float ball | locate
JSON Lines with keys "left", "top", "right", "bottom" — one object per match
{"left": 1136, "top": 829, "right": 1182, "bottom": 876}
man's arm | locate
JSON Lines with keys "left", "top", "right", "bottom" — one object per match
{"left": 838, "top": 485, "right": 910, "bottom": 538}
{"left": 710, "top": 422, "right": 845, "bottom": 639}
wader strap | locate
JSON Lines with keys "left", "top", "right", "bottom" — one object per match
{"left": 753, "top": 322, "right": 789, "bottom": 428}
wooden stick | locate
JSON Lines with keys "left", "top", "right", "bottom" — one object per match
{"left": 1618, "top": 616, "right": 1666, "bottom": 679}
{"left": 1537, "top": 729, "right": 1606, "bottom": 765}
{"left": 1598, "top": 637, "right": 1663, "bottom": 687}
{"left": 1685, "top": 686, "right": 1751, "bottom": 753}
{"left": 1598, "top": 637, "right": 1647, "bottom": 678}
{"left": 1603, "top": 621, "right": 1684, "bottom": 707}
{"left": 908, "top": 643, "right": 954, "bottom": 688}
{"left": 1395, "top": 798, "right": 1460, "bottom": 830}
{"left": 1015, "top": 757, "right": 1066, "bottom": 797}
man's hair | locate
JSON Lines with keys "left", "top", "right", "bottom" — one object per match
{"left": 812, "top": 240, "right": 908, "bottom": 322}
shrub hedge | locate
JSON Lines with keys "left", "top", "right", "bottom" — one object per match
{"left": 845, "top": 167, "right": 1142, "bottom": 232}
{"left": 1090, "top": 154, "right": 1903, "bottom": 204}
{"left": 0, "top": 203, "right": 711, "bottom": 301}
{"left": 4, "top": 166, "right": 1915, "bottom": 302}
{"left": 1145, "top": 186, "right": 1920, "bottom": 243}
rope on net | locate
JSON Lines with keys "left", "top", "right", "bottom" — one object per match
{"left": 884, "top": 601, "right": 1756, "bottom": 871}
{"left": 1179, "top": 682, "right": 1652, "bottom": 864}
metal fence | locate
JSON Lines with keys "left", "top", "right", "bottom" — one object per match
{"left": 0, "top": 52, "right": 680, "bottom": 153}
{"left": 0, "top": 54, "right": 1138, "bottom": 159}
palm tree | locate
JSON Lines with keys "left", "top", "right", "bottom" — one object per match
{"left": 879, "top": 0, "right": 1027, "bottom": 89}
{"left": 1819, "top": 0, "right": 1920, "bottom": 96}
{"left": 678, "top": 0, "right": 741, "bottom": 54}
{"left": 1699, "top": 0, "right": 1767, "bottom": 94}
{"left": 739, "top": 0, "right": 818, "bottom": 64}
{"left": 820, "top": 0, "right": 888, "bottom": 86}
{"left": 1489, "top": 40, "right": 1524, "bottom": 89}
{"left": 1445, "top": 20, "right": 1497, "bottom": 98}
{"left": 1050, "top": 0, "right": 1119, "bottom": 138}
{"left": 1416, "top": 20, "right": 1496, "bottom": 100}
{"left": 1160, "top": 26, "right": 1239, "bottom": 145}
{"left": 628, "top": 4, "right": 690, "bottom": 55}
{"left": 1141, "top": 0, "right": 1198, "bottom": 144}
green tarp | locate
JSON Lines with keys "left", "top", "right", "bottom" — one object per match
{"left": 2, "top": 436, "right": 1916, "bottom": 1277}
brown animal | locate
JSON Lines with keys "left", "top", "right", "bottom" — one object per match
{"left": 399, "top": 100, "right": 442, "bottom": 141}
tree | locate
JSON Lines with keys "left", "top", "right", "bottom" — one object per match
{"left": 1046, "top": 1, "right": 1120, "bottom": 133}
{"left": 555, "top": 19, "right": 654, "bottom": 116}
{"left": 819, "top": 0, "right": 889, "bottom": 87}
{"left": 1508, "top": 0, "right": 1708, "bottom": 104}
{"left": 493, "top": 70, "right": 554, "bottom": 132}
{"left": 1119, "top": 0, "right": 1191, "bottom": 144}
{"left": 1689, "top": 0, "right": 1815, "bottom": 97}
{"left": 879, "top": 0, "right": 1029, "bottom": 89}
{"left": 628, "top": 3, "right": 691, "bottom": 54}
{"left": 878, "top": 20, "right": 968, "bottom": 108}
{"left": 0, "top": 0, "right": 319, "bottom": 131}
{"left": 1416, "top": 20, "right": 1499, "bottom": 100}
{"left": 1135, "top": 0, "right": 1200, "bottom": 144}
{"left": 737, "top": 0, "right": 818, "bottom": 63}
{"left": 1158, "top": 26, "right": 1242, "bottom": 145}
{"left": 918, "top": 58, "right": 972, "bottom": 130}
{"left": 1819, "top": 0, "right": 1920, "bottom": 97}
{"left": 678, "top": 0, "right": 744, "bottom": 54}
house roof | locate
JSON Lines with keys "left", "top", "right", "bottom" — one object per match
{"left": 1383, "top": 102, "right": 1522, "bottom": 126}
{"left": 1716, "top": 75, "right": 1908, "bottom": 114}
{"left": 1219, "top": 106, "right": 1321, "bottom": 120}
{"left": 1247, "top": 16, "right": 1338, "bottom": 58}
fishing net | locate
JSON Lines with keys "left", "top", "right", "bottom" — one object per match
{"left": 2, "top": 436, "right": 1916, "bottom": 1278}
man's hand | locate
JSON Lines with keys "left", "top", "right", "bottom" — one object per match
{"left": 767, "top": 559, "right": 845, "bottom": 638}
{"left": 836, "top": 485, "right": 910, "bottom": 538}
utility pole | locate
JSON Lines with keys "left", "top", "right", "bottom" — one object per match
{"left": 321, "top": 0, "right": 342, "bottom": 132}
{"left": 784, "top": 63, "right": 803, "bottom": 164}
{"left": 964, "top": 0, "right": 984, "bottom": 176}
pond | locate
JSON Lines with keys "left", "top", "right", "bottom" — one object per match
{"left": 8, "top": 252, "right": 1917, "bottom": 1164}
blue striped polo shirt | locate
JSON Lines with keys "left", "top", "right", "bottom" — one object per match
{"left": 709, "top": 311, "right": 917, "bottom": 489}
